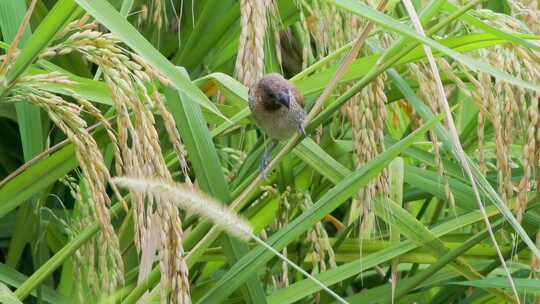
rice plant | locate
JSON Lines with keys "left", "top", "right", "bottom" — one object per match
{"left": 0, "top": 0, "right": 539, "bottom": 303}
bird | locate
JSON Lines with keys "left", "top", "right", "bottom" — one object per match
{"left": 248, "top": 73, "right": 307, "bottom": 177}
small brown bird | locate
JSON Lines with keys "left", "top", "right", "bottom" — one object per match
{"left": 248, "top": 73, "right": 307, "bottom": 175}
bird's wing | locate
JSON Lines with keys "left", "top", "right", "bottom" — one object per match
{"left": 247, "top": 85, "right": 257, "bottom": 110}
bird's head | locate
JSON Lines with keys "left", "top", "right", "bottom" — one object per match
{"left": 258, "top": 74, "right": 293, "bottom": 110}
{"left": 268, "top": 89, "right": 291, "bottom": 109}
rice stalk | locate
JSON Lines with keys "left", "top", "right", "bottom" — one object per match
{"left": 509, "top": 0, "right": 539, "bottom": 33}
{"left": 236, "top": 0, "right": 272, "bottom": 87}
{"left": 64, "top": 177, "right": 100, "bottom": 302}
{"left": 410, "top": 63, "right": 456, "bottom": 210}
{"left": 344, "top": 2, "right": 393, "bottom": 294}
{"left": 270, "top": 187, "right": 294, "bottom": 289}
{"left": 6, "top": 73, "right": 124, "bottom": 298}
{"left": 39, "top": 21, "right": 192, "bottom": 303}
{"left": 0, "top": 0, "right": 37, "bottom": 75}
{"left": 300, "top": 192, "right": 337, "bottom": 304}
{"left": 113, "top": 176, "right": 349, "bottom": 304}
{"left": 401, "top": 1, "right": 520, "bottom": 301}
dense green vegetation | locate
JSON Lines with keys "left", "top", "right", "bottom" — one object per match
{"left": 0, "top": 0, "right": 539, "bottom": 303}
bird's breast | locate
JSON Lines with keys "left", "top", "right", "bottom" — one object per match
{"left": 250, "top": 104, "right": 297, "bottom": 140}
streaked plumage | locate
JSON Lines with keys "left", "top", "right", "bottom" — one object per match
{"left": 248, "top": 73, "right": 307, "bottom": 140}
{"left": 248, "top": 73, "right": 307, "bottom": 176}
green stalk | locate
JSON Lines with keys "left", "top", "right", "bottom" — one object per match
{"left": 197, "top": 114, "right": 441, "bottom": 303}
{"left": 343, "top": 218, "right": 506, "bottom": 303}
{"left": 0, "top": 0, "right": 46, "bottom": 270}
{"left": 164, "top": 81, "right": 266, "bottom": 303}
{"left": 0, "top": 145, "right": 77, "bottom": 218}
{"left": 0, "top": 0, "right": 78, "bottom": 95}
{"left": 14, "top": 203, "right": 125, "bottom": 300}
{"left": 290, "top": 41, "right": 354, "bottom": 82}
{"left": 390, "top": 218, "right": 504, "bottom": 300}
{"left": 121, "top": 1, "right": 483, "bottom": 301}
{"left": 309, "top": 0, "right": 484, "bottom": 128}
{"left": 431, "top": 241, "right": 529, "bottom": 303}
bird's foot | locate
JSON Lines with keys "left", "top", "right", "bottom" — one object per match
{"left": 259, "top": 154, "right": 270, "bottom": 180}
{"left": 299, "top": 123, "right": 308, "bottom": 138}
{"left": 259, "top": 139, "right": 277, "bottom": 181}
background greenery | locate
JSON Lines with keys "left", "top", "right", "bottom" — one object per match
{"left": 0, "top": 0, "right": 539, "bottom": 303}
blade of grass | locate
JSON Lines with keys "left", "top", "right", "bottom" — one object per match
{"left": 0, "top": 263, "right": 68, "bottom": 304}
{"left": 295, "top": 33, "right": 540, "bottom": 98}
{"left": 0, "top": 145, "right": 76, "bottom": 218}
{"left": 386, "top": 54, "right": 540, "bottom": 263}
{"left": 399, "top": 2, "right": 519, "bottom": 300}
{"left": 161, "top": 70, "right": 266, "bottom": 304}
{"left": 196, "top": 115, "right": 440, "bottom": 303}
{"left": 13, "top": 202, "right": 126, "bottom": 301}
{"left": 388, "top": 158, "right": 404, "bottom": 303}
{"left": 266, "top": 197, "right": 540, "bottom": 304}
{"left": 374, "top": 196, "right": 512, "bottom": 301}
{"left": 0, "top": 282, "right": 22, "bottom": 304}
{"left": 73, "top": 0, "right": 227, "bottom": 121}
{"left": 326, "top": 0, "right": 540, "bottom": 92}
{"left": 0, "top": 0, "right": 46, "bottom": 269}
{"left": 450, "top": 278, "right": 540, "bottom": 295}
{"left": 442, "top": 1, "right": 540, "bottom": 51}
{"left": 342, "top": 218, "right": 507, "bottom": 303}
{"left": 292, "top": 138, "right": 350, "bottom": 185}
{"left": 0, "top": 0, "right": 78, "bottom": 93}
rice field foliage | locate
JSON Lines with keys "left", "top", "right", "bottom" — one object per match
{"left": 0, "top": 0, "right": 539, "bottom": 303}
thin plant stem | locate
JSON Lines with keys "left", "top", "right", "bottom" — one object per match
{"left": 0, "top": 0, "right": 37, "bottom": 74}
{"left": 251, "top": 235, "right": 349, "bottom": 304}
{"left": 310, "top": 0, "right": 484, "bottom": 128}
{"left": 306, "top": 0, "right": 389, "bottom": 122}
{"left": 401, "top": 0, "right": 520, "bottom": 302}
{"left": 121, "top": 1, "right": 484, "bottom": 301}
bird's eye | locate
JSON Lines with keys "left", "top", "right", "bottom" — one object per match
{"left": 267, "top": 91, "right": 278, "bottom": 100}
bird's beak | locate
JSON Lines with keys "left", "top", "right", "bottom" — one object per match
{"left": 277, "top": 91, "right": 290, "bottom": 109}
